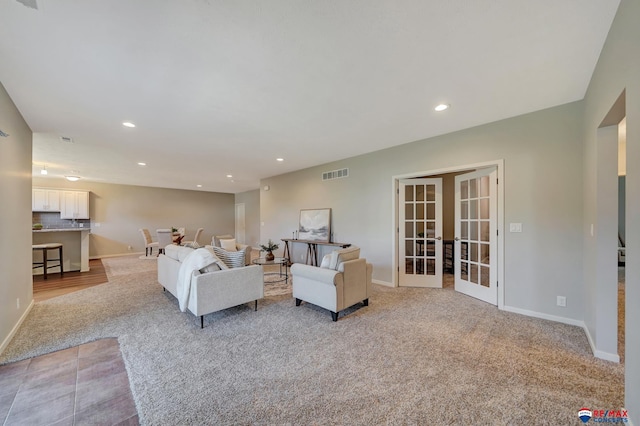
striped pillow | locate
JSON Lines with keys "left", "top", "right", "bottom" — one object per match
{"left": 211, "top": 246, "right": 245, "bottom": 269}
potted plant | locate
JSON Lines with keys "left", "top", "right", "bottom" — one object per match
{"left": 260, "top": 239, "right": 279, "bottom": 261}
{"left": 32, "top": 223, "right": 43, "bottom": 230}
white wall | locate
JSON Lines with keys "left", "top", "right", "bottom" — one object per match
{"left": 0, "top": 82, "right": 33, "bottom": 353}
{"left": 582, "top": 0, "right": 638, "bottom": 418}
{"left": 261, "top": 101, "right": 585, "bottom": 321}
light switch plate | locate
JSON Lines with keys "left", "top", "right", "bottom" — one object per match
{"left": 509, "top": 223, "right": 522, "bottom": 232}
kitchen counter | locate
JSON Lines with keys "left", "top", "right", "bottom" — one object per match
{"left": 32, "top": 228, "right": 91, "bottom": 273}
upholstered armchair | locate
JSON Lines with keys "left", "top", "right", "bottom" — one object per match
{"left": 212, "top": 234, "right": 252, "bottom": 266}
{"left": 291, "top": 246, "right": 372, "bottom": 321}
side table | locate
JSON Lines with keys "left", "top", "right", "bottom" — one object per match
{"left": 252, "top": 257, "right": 289, "bottom": 282}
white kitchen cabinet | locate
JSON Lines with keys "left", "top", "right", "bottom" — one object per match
{"left": 60, "top": 190, "right": 90, "bottom": 219}
{"left": 32, "top": 188, "right": 60, "bottom": 211}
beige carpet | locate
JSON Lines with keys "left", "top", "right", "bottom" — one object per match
{"left": 0, "top": 256, "right": 624, "bottom": 425}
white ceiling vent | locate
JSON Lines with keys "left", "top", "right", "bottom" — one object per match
{"left": 322, "top": 168, "right": 349, "bottom": 181}
{"left": 60, "top": 136, "right": 74, "bottom": 143}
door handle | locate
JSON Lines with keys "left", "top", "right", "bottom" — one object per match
{"left": 454, "top": 237, "right": 460, "bottom": 241}
{"left": 435, "top": 236, "right": 442, "bottom": 240}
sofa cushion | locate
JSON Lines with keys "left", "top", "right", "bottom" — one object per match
{"left": 220, "top": 238, "right": 237, "bottom": 251}
{"left": 211, "top": 246, "right": 246, "bottom": 268}
{"left": 164, "top": 244, "right": 194, "bottom": 262}
{"left": 329, "top": 246, "right": 360, "bottom": 270}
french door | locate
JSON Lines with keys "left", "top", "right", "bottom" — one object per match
{"left": 454, "top": 168, "right": 497, "bottom": 305}
{"left": 399, "top": 178, "right": 443, "bottom": 287}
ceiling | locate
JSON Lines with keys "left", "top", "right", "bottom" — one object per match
{"left": 0, "top": 0, "right": 620, "bottom": 194}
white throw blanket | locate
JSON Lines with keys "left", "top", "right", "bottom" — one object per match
{"left": 176, "top": 248, "right": 218, "bottom": 312}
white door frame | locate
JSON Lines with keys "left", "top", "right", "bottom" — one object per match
{"left": 392, "top": 159, "right": 505, "bottom": 309}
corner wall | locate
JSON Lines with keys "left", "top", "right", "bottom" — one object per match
{"left": 582, "top": 0, "right": 639, "bottom": 417}
{"left": 0, "top": 83, "right": 33, "bottom": 353}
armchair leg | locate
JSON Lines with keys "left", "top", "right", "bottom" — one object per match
{"left": 331, "top": 311, "right": 339, "bottom": 322}
{"left": 255, "top": 300, "right": 258, "bottom": 311}
{"left": 363, "top": 298, "right": 369, "bottom": 306}
{"left": 295, "top": 298, "right": 302, "bottom": 306}
{"left": 200, "top": 316, "right": 204, "bottom": 329}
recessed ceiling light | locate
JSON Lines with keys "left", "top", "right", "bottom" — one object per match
{"left": 65, "top": 175, "right": 81, "bottom": 182}
{"left": 434, "top": 104, "right": 450, "bottom": 112}
{"left": 276, "top": 158, "right": 284, "bottom": 162}
{"left": 122, "top": 122, "right": 136, "bottom": 128}
{"left": 226, "top": 174, "right": 233, "bottom": 178}
{"left": 137, "top": 162, "right": 146, "bottom": 166}
{"left": 196, "top": 184, "right": 202, "bottom": 188}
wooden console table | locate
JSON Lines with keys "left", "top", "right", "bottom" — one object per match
{"left": 281, "top": 238, "right": 351, "bottom": 266}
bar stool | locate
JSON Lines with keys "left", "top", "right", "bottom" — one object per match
{"left": 32, "top": 243, "right": 64, "bottom": 280}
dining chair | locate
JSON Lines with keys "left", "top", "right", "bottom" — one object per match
{"left": 182, "top": 227, "right": 204, "bottom": 246}
{"left": 139, "top": 228, "right": 159, "bottom": 257}
{"left": 156, "top": 229, "right": 174, "bottom": 255}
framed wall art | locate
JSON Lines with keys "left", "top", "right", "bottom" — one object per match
{"left": 298, "top": 208, "right": 331, "bottom": 242}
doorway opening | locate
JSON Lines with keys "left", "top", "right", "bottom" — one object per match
{"left": 393, "top": 160, "right": 505, "bottom": 308}
{"left": 617, "top": 117, "right": 626, "bottom": 363}
{"left": 596, "top": 89, "right": 625, "bottom": 363}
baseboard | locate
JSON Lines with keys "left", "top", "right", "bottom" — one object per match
{"left": 90, "top": 252, "right": 144, "bottom": 260}
{"left": 0, "top": 299, "right": 35, "bottom": 356}
{"left": 582, "top": 325, "right": 620, "bottom": 363}
{"left": 503, "top": 305, "right": 620, "bottom": 363}
{"left": 502, "top": 305, "right": 584, "bottom": 327}
{"left": 372, "top": 279, "right": 394, "bottom": 287}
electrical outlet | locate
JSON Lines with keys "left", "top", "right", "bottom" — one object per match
{"left": 127, "top": 245, "right": 132, "bottom": 250}
{"left": 17, "top": 298, "right": 20, "bottom": 309}
{"left": 557, "top": 296, "right": 566, "bottom": 307}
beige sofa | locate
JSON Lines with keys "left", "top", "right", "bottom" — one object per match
{"left": 158, "top": 245, "right": 264, "bottom": 327}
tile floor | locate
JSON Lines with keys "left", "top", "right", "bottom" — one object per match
{"left": 0, "top": 338, "right": 138, "bottom": 425}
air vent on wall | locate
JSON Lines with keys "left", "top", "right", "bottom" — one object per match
{"left": 60, "top": 136, "right": 74, "bottom": 143}
{"left": 322, "top": 168, "right": 349, "bottom": 181}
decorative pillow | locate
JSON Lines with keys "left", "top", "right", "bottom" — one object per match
{"left": 214, "top": 235, "right": 234, "bottom": 247}
{"left": 220, "top": 238, "right": 237, "bottom": 252}
{"left": 320, "top": 254, "right": 332, "bottom": 269}
{"left": 329, "top": 246, "right": 360, "bottom": 270}
{"left": 211, "top": 246, "right": 245, "bottom": 268}
{"left": 184, "top": 242, "right": 200, "bottom": 249}
{"left": 201, "top": 247, "right": 229, "bottom": 271}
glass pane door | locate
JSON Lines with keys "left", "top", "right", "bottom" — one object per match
{"left": 454, "top": 168, "right": 497, "bottom": 304}
{"left": 399, "top": 178, "right": 442, "bottom": 287}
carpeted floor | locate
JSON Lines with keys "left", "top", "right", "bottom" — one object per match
{"left": 0, "top": 256, "right": 625, "bottom": 425}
